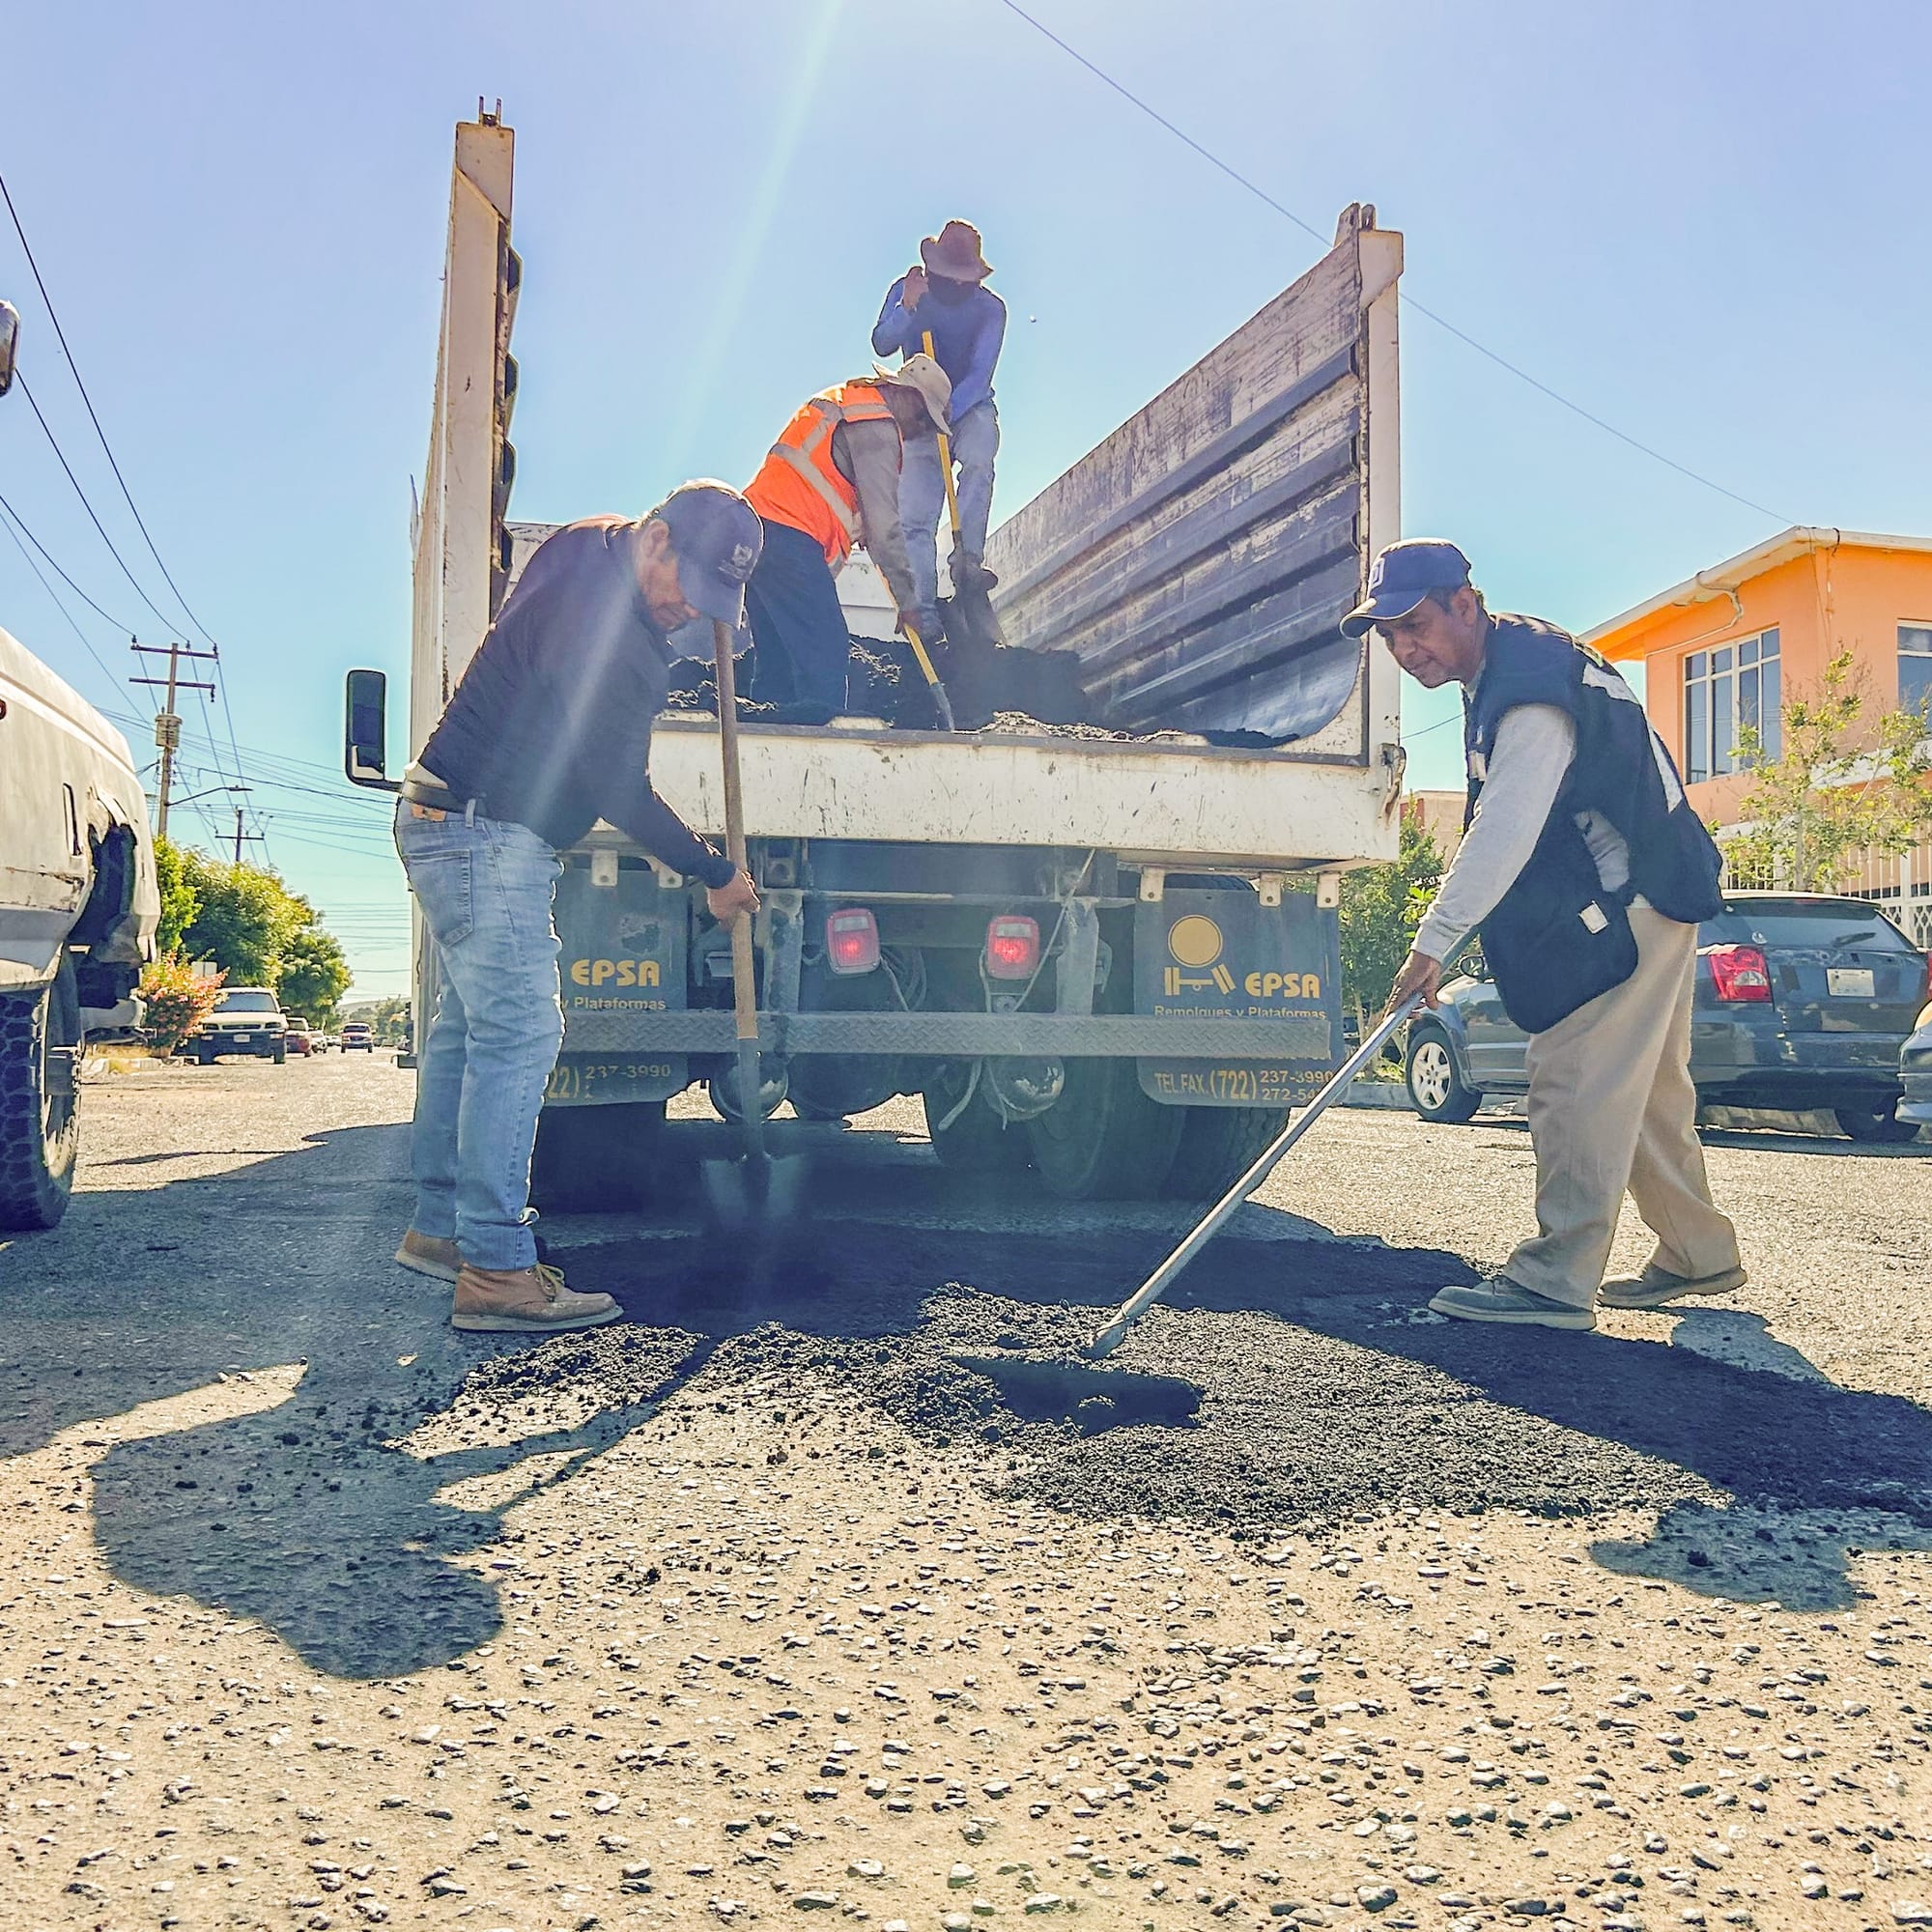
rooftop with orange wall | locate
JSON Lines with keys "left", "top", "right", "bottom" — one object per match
{"left": 1584, "top": 527, "right": 1932, "bottom": 825}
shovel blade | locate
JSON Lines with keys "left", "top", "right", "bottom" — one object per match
{"left": 699, "top": 1150, "right": 810, "bottom": 1236}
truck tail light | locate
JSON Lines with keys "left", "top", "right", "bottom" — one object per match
{"left": 825, "top": 907, "right": 880, "bottom": 976}
{"left": 984, "top": 915, "right": 1040, "bottom": 980}
{"left": 1704, "top": 942, "right": 1772, "bottom": 1003}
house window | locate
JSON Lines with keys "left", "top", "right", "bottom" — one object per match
{"left": 1682, "top": 629, "right": 1779, "bottom": 781}
{"left": 1903, "top": 623, "right": 1932, "bottom": 717}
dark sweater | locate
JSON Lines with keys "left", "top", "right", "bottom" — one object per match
{"left": 418, "top": 518, "right": 734, "bottom": 886}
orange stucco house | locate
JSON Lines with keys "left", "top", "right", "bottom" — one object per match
{"left": 1584, "top": 526, "right": 1932, "bottom": 944}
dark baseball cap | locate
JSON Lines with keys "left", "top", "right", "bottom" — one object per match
{"left": 654, "top": 480, "right": 763, "bottom": 626}
{"left": 1341, "top": 538, "right": 1473, "bottom": 638}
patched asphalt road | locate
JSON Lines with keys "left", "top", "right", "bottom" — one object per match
{"left": 4, "top": 1052, "right": 1929, "bottom": 1928}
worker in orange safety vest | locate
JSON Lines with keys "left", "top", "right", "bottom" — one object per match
{"left": 742, "top": 354, "right": 952, "bottom": 724}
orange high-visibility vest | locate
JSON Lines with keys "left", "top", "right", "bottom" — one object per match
{"left": 745, "top": 381, "right": 898, "bottom": 566}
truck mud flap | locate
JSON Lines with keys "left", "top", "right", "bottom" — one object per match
{"left": 549, "top": 860, "right": 688, "bottom": 1107}
{"left": 1133, "top": 886, "right": 1340, "bottom": 1107}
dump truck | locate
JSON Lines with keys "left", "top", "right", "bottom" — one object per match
{"left": 345, "top": 112, "right": 1406, "bottom": 1207}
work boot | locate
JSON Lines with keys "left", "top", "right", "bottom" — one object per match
{"left": 394, "top": 1230, "right": 462, "bottom": 1283}
{"left": 451, "top": 1262, "right": 621, "bottom": 1334}
{"left": 1429, "top": 1278, "right": 1596, "bottom": 1331}
{"left": 1598, "top": 1262, "right": 1748, "bottom": 1309}
{"left": 950, "top": 552, "right": 998, "bottom": 595}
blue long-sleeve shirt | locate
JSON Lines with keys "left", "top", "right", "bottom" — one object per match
{"left": 871, "top": 277, "right": 1006, "bottom": 420}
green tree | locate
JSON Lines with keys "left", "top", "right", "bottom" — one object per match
{"left": 1724, "top": 651, "right": 1932, "bottom": 891}
{"left": 1338, "top": 811, "right": 1445, "bottom": 1032}
{"left": 179, "top": 852, "right": 305, "bottom": 986}
{"left": 152, "top": 835, "right": 200, "bottom": 958}
{"left": 277, "top": 925, "right": 352, "bottom": 1028}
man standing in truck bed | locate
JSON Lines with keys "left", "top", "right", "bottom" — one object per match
{"left": 871, "top": 220, "right": 1006, "bottom": 647}
{"left": 1357, "top": 539, "right": 1745, "bottom": 1331}
{"left": 742, "top": 355, "right": 952, "bottom": 724}
{"left": 392, "top": 483, "right": 761, "bottom": 1333}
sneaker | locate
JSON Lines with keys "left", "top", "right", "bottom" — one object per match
{"left": 451, "top": 1262, "right": 621, "bottom": 1334}
{"left": 395, "top": 1230, "right": 462, "bottom": 1283}
{"left": 1598, "top": 1262, "right": 1748, "bottom": 1309}
{"left": 1429, "top": 1278, "right": 1596, "bottom": 1331}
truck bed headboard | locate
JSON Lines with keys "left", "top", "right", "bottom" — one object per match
{"left": 985, "top": 208, "right": 1403, "bottom": 751}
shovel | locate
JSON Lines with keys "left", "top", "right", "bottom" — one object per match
{"left": 922, "top": 328, "right": 1003, "bottom": 723}
{"left": 900, "top": 619, "right": 956, "bottom": 732}
{"left": 1087, "top": 997, "right": 1423, "bottom": 1359}
{"left": 699, "top": 618, "right": 808, "bottom": 1235}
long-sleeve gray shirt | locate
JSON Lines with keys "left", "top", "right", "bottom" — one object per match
{"left": 1413, "top": 702, "right": 1635, "bottom": 961}
{"left": 833, "top": 416, "right": 919, "bottom": 616}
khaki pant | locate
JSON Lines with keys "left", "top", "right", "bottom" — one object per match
{"left": 1506, "top": 905, "right": 1741, "bottom": 1309}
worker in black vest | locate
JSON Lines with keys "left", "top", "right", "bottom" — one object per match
{"left": 1350, "top": 540, "right": 1745, "bottom": 1331}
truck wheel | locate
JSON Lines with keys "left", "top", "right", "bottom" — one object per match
{"left": 1163, "top": 1103, "right": 1293, "bottom": 1201}
{"left": 1834, "top": 1098, "right": 1920, "bottom": 1145}
{"left": 922, "top": 1065, "right": 1033, "bottom": 1173}
{"left": 0, "top": 959, "right": 82, "bottom": 1232}
{"left": 1406, "top": 1027, "right": 1481, "bottom": 1123}
{"left": 528, "top": 1101, "right": 669, "bottom": 1213}
{"left": 1027, "top": 1058, "right": 1183, "bottom": 1200}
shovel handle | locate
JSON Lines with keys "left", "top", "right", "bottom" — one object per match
{"left": 901, "top": 621, "right": 956, "bottom": 732}
{"left": 923, "top": 328, "right": 964, "bottom": 538}
{"left": 712, "top": 620, "right": 759, "bottom": 1044}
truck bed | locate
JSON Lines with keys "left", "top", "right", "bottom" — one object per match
{"left": 631, "top": 713, "right": 1399, "bottom": 872}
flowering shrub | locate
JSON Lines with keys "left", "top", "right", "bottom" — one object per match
{"left": 138, "top": 954, "right": 225, "bottom": 1052}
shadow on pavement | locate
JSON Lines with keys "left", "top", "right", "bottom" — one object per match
{"left": 11, "top": 1117, "right": 1930, "bottom": 1675}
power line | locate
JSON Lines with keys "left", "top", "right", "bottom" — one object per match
{"left": 14, "top": 369, "right": 186, "bottom": 634}
{"left": 0, "top": 497, "right": 128, "bottom": 694}
{"left": 990, "top": 0, "right": 1799, "bottom": 527}
{"left": 0, "top": 485, "right": 138, "bottom": 634}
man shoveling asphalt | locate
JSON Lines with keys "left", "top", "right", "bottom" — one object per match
{"left": 392, "top": 484, "right": 762, "bottom": 1333}
{"left": 1353, "top": 540, "right": 1746, "bottom": 1332}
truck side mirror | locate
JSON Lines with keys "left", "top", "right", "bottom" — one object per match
{"left": 0, "top": 301, "right": 18, "bottom": 398}
{"left": 344, "top": 668, "right": 397, "bottom": 790}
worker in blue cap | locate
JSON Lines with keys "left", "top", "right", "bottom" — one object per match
{"left": 392, "top": 482, "right": 763, "bottom": 1335}
{"left": 1348, "top": 539, "right": 1744, "bottom": 1332}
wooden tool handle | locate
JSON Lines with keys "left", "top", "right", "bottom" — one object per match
{"left": 923, "top": 327, "right": 963, "bottom": 532}
{"left": 712, "top": 619, "right": 758, "bottom": 1043}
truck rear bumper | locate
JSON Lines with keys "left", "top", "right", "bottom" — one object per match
{"left": 554, "top": 1009, "right": 1333, "bottom": 1060}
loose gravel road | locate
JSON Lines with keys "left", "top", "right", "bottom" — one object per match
{"left": 3, "top": 1053, "right": 1930, "bottom": 1932}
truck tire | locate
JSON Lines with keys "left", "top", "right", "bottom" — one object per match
{"left": 1027, "top": 1057, "right": 1183, "bottom": 1200}
{"left": 1405, "top": 1026, "right": 1481, "bottom": 1123}
{"left": 921, "top": 1065, "right": 1033, "bottom": 1174}
{"left": 1163, "top": 1103, "right": 1293, "bottom": 1201}
{"left": 528, "top": 1100, "right": 669, "bottom": 1213}
{"left": 0, "top": 959, "right": 82, "bottom": 1232}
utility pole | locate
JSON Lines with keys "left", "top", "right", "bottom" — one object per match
{"left": 130, "top": 640, "right": 216, "bottom": 839}
{"left": 231, "top": 800, "right": 266, "bottom": 866}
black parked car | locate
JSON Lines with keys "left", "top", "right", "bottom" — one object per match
{"left": 1405, "top": 893, "right": 1930, "bottom": 1142}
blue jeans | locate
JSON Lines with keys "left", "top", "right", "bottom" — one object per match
{"left": 899, "top": 399, "right": 1000, "bottom": 633}
{"left": 394, "top": 802, "right": 564, "bottom": 1270}
{"left": 744, "top": 519, "right": 851, "bottom": 722}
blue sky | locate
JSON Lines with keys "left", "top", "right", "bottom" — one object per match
{"left": 5, "top": 0, "right": 1929, "bottom": 996}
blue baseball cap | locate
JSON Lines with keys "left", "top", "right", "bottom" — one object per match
{"left": 1341, "top": 538, "right": 1473, "bottom": 639}
{"left": 654, "top": 480, "right": 763, "bottom": 626}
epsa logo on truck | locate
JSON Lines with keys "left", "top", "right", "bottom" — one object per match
{"left": 569, "top": 957, "right": 662, "bottom": 988}
{"left": 1161, "top": 911, "right": 1321, "bottom": 1003}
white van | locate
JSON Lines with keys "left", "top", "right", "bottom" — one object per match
{"left": 0, "top": 623, "right": 158, "bottom": 1228}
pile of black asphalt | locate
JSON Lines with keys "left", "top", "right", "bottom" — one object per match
{"left": 457, "top": 1225, "right": 1932, "bottom": 1537}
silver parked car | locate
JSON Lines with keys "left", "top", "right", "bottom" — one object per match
{"left": 1406, "top": 893, "right": 1930, "bottom": 1142}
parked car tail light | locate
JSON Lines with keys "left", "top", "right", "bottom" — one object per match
{"left": 984, "top": 915, "right": 1041, "bottom": 980}
{"left": 1704, "top": 942, "right": 1773, "bottom": 1003}
{"left": 825, "top": 907, "right": 880, "bottom": 976}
